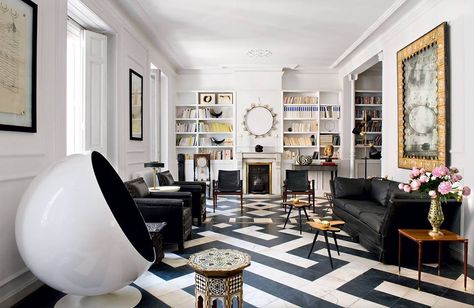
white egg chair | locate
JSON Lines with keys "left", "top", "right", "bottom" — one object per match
{"left": 15, "top": 151, "right": 155, "bottom": 307}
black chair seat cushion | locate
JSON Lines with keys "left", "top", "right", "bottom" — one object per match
{"left": 158, "top": 171, "right": 175, "bottom": 186}
{"left": 124, "top": 177, "right": 150, "bottom": 198}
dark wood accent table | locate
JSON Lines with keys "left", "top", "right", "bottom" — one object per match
{"left": 282, "top": 200, "right": 311, "bottom": 234}
{"left": 307, "top": 220, "right": 345, "bottom": 269}
{"left": 146, "top": 222, "right": 167, "bottom": 264}
{"left": 398, "top": 229, "right": 468, "bottom": 291}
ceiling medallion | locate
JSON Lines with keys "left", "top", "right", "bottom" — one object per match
{"left": 246, "top": 49, "right": 272, "bottom": 58}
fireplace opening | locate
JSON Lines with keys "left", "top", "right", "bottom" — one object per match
{"left": 247, "top": 163, "right": 271, "bottom": 194}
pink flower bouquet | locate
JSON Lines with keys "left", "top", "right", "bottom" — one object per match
{"left": 399, "top": 166, "right": 470, "bottom": 202}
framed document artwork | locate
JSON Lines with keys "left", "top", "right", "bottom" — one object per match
{"left": 0, "top": 0, "right": 37, "bottom": 132}
{"left": 129, "top": 69, "right": 143, "bottom": 140}
{"left": 397, "top": 22, "right": 449, "bottom": 171}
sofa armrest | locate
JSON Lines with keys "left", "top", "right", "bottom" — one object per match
{"left": 175, "top": 181, "right": 206, "bottom": 191}
{"left": 176, "top": 184, "right": 204, "bottom": 194}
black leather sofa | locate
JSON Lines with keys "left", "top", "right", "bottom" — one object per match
{"left": 330, "top": 177, "right": 460, "bottom": 264}
{"left": 124, "top": 178, "right": 192, "bottom": 252}
{"left": 158, "top": 171, "right": 207, "bottom": 225}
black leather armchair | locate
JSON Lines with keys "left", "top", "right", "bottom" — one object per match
{"left": 158, "top": 171, "right": 207, "bottom": 225}
{"left": 213, "top": 170, "right": 243, "bottom": 213}
{"left": 124, "top": 178, "right": 192, "bottom": 252}
{"left": 283, "top": 170, "right": 315, "bottom": 212}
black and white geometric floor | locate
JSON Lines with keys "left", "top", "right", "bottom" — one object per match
{"left": 15, "top": 197, "right": 474, "bottom": 307}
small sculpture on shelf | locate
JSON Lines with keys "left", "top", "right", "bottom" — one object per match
{"left": 255, "top": 145, "right": 263, "bottom": 153}
{"left": 310, "top": 135, "right": 315, "bottom": 146}
{"left": 323, "top": 145, "right": 334, "bottom": 162}
{"left": 210, "top": 109, "right": 222, "bottom": 118}
{"left": 296, "top": 155, "right": 312, "bottom": 166}
{"left": 210, "top": 137, "right": 225, "bottom": 145}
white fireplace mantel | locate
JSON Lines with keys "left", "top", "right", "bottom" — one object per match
{"left": 237, "top": 152, "right": 282, "bottom": 195}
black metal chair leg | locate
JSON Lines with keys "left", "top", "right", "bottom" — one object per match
{"left": 308, "top": 230, "right": 319, "bottom": 258}
{"left": 332, "top": 231, "right": 340, "bottom": 256}
{"left": 303, "top": 207, "right": 310, "bottom": 220}
{"left": 283, "top": 205, "right": 293, "bottom": 229}
{"left": 324, "top": 231, "right": 334, "bottom": 269}
{"left": 298, "top": 208, "right": 303, "bottom": 234}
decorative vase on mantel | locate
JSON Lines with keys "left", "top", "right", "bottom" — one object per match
{"left": 427, "top": 198, "right": 444, "bottom": 236}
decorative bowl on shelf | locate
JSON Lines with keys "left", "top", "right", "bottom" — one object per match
{"left": 296, "top": 155, "right": 312, "bottom": 166}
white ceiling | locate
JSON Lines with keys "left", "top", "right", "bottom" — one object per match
{"left": 117, "top": 0, "right": 402, "bottom": 71}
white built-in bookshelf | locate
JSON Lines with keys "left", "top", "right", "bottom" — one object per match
{"left": 176, "top": 91, "right": 235, "bottom": 160}
{"left": 354, "top": 90, "right": 382, "bottom": 159}
{"left": 282, "top": 90, "right": 342, "bottom": 161}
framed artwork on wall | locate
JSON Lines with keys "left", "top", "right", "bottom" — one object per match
{"left": 193, "top": 153, "right": 210, "bottom": 182}
{"left": 0, "top": 0, "right": 37, "bottom": 133}
{"left": 129, "top": 69, "right": 143, "bottom": 140}
{"left": 217, "top": 93, "right": 233, "bottom": 104}
{"left": 199, "top": 93, "right": 215, "bottom": 105}
{"left": 397, "top": 22, "right": 449, "bottom": 171}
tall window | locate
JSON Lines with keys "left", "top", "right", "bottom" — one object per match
{"left": 66, "top": 19, "right": 108, "bottom": 156}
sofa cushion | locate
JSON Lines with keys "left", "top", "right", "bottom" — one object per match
{"left": 332, "top": 177, "right": 370, "bottom": 199}
{"left": 342, "top": 200, "right": 385, "bottom": 219}
{"left": 124, "top": 177, "right": 150, "bottom": 198}
{"left": 370, "top": 179, "right": 391, "bottom": 207}
{"left": 359, "top": 212, "right": 385, "bottom": 233}
{"left": 158, "top": 171, "right": 175, "bottom": 186}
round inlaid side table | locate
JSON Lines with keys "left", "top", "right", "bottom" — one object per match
{"left": 188, "top": 248, "right": 251, "bottom": 308}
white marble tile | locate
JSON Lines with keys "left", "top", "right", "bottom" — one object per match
{"left": 321, "top": 290, "right": 360, "bottom": 307}
{"left": 262, "top": 299, "right": 300, "bottom": 308}
{"left": 243, "top": 284, "right": 280, "bottom": 307}
{"left": 253, "top": 218, "right": 273, "bottom": 224}
{"left": 374, "top": 281, "right": 410, "bottom": 298}
{"left": 247, "top": 209, "right": 275, "bottom": 216}
{"left": 350, "top": 298, "right": 388, "bottom": 308}
{"left": 162, "top": 252, "right": 188, "bottom": 268}
{"left": 213, "top": 222, "right": 232, "bottom": 228}
{"left": 184, "top": 236, "right": 216, "bottom": 249}
{"left": 158, "top": 289, "right": 195, "bottom": 307}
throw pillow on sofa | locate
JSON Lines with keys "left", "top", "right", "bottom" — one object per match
{"left": 124, "top": 177, "right": 150, "bottom": 198}
{"left": 157, "top": 171, "right": 175, "bottom": 186}
{"left": 369, "top": 179, "right": 391, "bottom": 207}
{"left": 333, "top": 177, "right": 370, "bottom": 199}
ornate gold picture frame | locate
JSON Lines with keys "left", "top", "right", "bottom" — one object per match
{"left": 397, "top": 22, "right": 449, "bottom": 171}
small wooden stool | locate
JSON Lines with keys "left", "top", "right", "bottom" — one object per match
{"left": 188, "top": 248, "right": 251, "bottom": 308}
{"left": 282, "top": 200, "right": 311, "bottom": 234}
{"left": 307, "top": 220, "right": 345, "bottom": 269}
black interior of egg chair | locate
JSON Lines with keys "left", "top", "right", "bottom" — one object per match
{"left": 91, "top": 151, "right": 155, "bottom": 262}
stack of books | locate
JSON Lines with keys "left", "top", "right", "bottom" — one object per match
{"left": 284, "top": 96, "right": 317, "bottom": 104}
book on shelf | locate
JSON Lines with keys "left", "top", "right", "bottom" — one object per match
{"left": 354, "top": 121, "right": 382, "bottom": 132}
{"left": 283, "top": 96, "right": 317, "bottom": 104}
{"left": 320, "top": 135, "right": 333, "bottom": 146}
{"left": 177, "top": 136, "right": 196, "bottom": 146}
{"left": 176, "top": 122, "right": 196, "bottom": 132}
{"left": 320, "top": 105, "right": 341, "bottom": 119}
{"left": 283, "top": 106, "right": 318, "bottom": 118}
{"left": 203, "top": 149, "right": 233, "bottom": 160}
{"left": 179, "top": 108, "right": 196, "bottom": 118}
{"left": 198, "top": 122, "right": 233, "bottom": 132}
{"left": 332, "top": 135, "right": 340, "bottom": 146}
{"left": 288, "top": 122, "right": 318, "bottom": 132}
{"left": 355, "top": 96, "right": 382, "bottom": 105}
{"left": 355, "top": 109, "right": 382, "bottom": 118}
{"left": 283, "top": 136, "right": 313, "bottom": 146}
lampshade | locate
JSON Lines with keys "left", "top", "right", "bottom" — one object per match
{"left": 16, "top": 151, "right": 154, "bottom": 299}
{"left": 144, "top": 161, "right": 164, "bottom": 168}
{"left": 352, "top": 127, "right": 362, "bottom": 135}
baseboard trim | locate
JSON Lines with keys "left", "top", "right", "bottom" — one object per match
{"left": 0, "top": 270, "right": 43, "bottom": 308}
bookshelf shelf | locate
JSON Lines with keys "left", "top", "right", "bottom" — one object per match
{"left": 282, "top": 90, "right": 342, "bottom": 160}
{"left": 175, "top": 91, "right": 236, "bottom": 160}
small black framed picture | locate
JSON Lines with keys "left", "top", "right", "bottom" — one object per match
{"left": 129, "top": 69, "right": 143, "bottom": 140}
{"left": 199, "top": 93, "right": 216, "bottom": 105}
{"left": 312, "top": 151, "right": 319, "bottom": 159}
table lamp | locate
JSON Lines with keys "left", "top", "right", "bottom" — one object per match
{"left": 144, "top": 161, "right": 164, "bottom": 189}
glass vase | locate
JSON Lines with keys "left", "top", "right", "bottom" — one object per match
{"left": 427, "top": 198, "right": 444, "bottom": 236}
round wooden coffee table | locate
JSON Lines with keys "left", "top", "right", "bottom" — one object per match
{"left": 282, "top": 200, "right": 311, "bottom": 234}
{"left": 307, "top": 220, "right": 345, "bottom": 269}
{"left": 188, "top": 248, "right": 251, "bottom": 308}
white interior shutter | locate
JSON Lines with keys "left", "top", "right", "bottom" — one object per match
{"left": 83, "top": 30, "right": 107, "bottom": 156}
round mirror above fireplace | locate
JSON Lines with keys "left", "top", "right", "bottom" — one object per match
{"left": 242, "top": 104, "right": 277, "bottom": 138}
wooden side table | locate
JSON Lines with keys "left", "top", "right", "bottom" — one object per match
{"left": 307, "top": 220, "right": 345, "bottom": 269}
{"left": 188, "top": 248, "right": 251, "bottom": 308}
{"left": 282, "top": 200, "right": 311, "bottom": 234}
{"left": 146, "top": 222, "right": 167, "bottom": 264}
{"left": 398, "top": 229, "right": 468, "bottom": 291}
